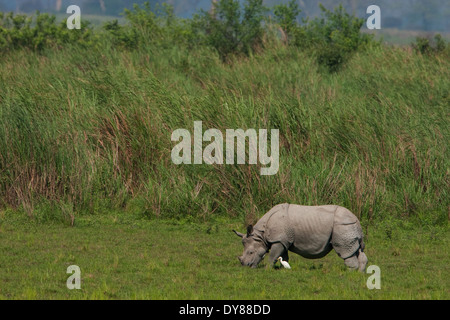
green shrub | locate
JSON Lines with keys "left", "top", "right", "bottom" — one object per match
{"left": 0, "top": 11, "right": 94, "bottom": 51}
{"left": 270, "top": 3, "right": 374, "bottom": 72}
{"left": 412, "top": 34, "right": 448, "bottom": 55}
{"left": 272, "top": 0, "right": 304, "bottom": 46}
{"left": 305, "top": 4, "right": 373, "bottom": 72}
{"left": 122, "top": 1, "right": 161, "bottom": 47}
{"left": 0, "top": 2, "right": 375, "bottom": 69}
{"left": 104, "top": 2, "right": 194, "bottom": 50}
{"left": 191, "top": 0, "right": 267, "bottom": 61}
{"left": 103, "top": 19, "right": 139, "bottom": 48}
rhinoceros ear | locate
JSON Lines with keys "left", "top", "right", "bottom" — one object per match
{"left": 246, "top": 225, "right": 253, "bottom": 237}
{"left": 233, "top": 230, "right": 245, "bottom": 238}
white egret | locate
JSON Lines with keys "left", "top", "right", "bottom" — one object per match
{"left": 277, "top": 257, "right": 291, "bottom": 269}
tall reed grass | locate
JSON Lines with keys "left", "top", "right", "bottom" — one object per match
{"left": 0, "top": 5, "right": 448, "bottom": 225}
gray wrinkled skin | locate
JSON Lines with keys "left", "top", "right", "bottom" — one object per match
{"left": 234, "top": 225, "right": 268, "bottom": 268}
{"left": 233, "top": 203, "right": 368, "bottom": 272}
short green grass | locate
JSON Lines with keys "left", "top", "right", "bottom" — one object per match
{"left": 0, "top": 210, "right": 448, "bottom": 299}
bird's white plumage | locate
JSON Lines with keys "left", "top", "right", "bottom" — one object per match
{"left": 277, "top": 257, "right": 291, "bottom": 269}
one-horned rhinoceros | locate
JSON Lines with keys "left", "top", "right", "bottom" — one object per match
{"left": 233, "top": 203, "right": 368, "bottom": 271}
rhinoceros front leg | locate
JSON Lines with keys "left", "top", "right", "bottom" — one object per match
{"left": 268, "top": 243, "right": 289, "bottom": 267}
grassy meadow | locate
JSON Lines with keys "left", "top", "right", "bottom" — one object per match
{"left": 0, "top": 1, "right": 449, "bottom": 299}
{"left": 0, "top": 211, "right": 448, "bottom": 299}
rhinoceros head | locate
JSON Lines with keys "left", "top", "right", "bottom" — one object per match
{"left": 233, "top": 225, "right": 268, "bottom": 268}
